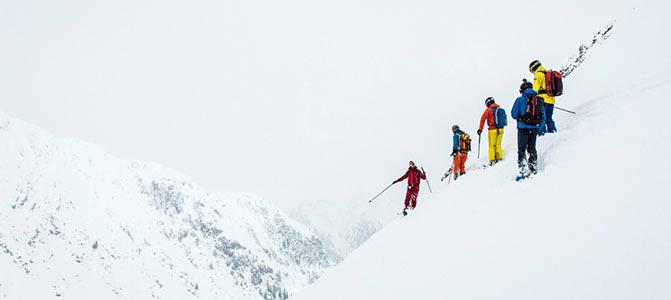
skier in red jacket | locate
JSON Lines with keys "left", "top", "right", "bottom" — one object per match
{"left": 477, "top": 97, "right": 505, "bottom": 166}
{"left": 393, "top": 161, "right": 427, "bottom": 213}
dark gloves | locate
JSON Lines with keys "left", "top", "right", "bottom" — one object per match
{"left": 451, "top": 150, "right": 457, "bottom": 157}
{"left": 477, "top": 129, "right": 482, "bottom": 136}
{"left": 392, "top": 180, "right": 397, "bottom": 184}
{"left": 538, "top": 127, "right": 546, "bottom": 136}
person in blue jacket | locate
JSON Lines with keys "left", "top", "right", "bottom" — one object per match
{"left": 511, "top": 79, "right": 546, "bottom": 176}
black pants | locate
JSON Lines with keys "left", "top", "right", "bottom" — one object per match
{"left": 517, "top": 128, "right": 538, "bottom": 172}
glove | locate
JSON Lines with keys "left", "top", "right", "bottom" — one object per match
{"left": 477, "top": 129, "right": 482, "bottom": 136}
{"left": 451, "top": 150, "right": 457, "bottom": 157}
{"left": 392, "top": 180, "right": 397, "bottom": 184}
{"left": 538, "top": 127, "right": 546, "bottom": 136}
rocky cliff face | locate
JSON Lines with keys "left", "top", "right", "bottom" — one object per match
{"left": 0, "top": 112, "right": 333, "bottom": 300}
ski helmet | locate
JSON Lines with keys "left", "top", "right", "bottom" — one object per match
{"left": 519, "top": 79, "right": 533, "bottom": 93}
{"left": 451, "top": 125, "right": 460, "bottom": 132}
{"left": 485, "top": 97, "right": 495, "bottom": 106}
{"left": 529, "top": 60, "right": 541, "bottom": 72}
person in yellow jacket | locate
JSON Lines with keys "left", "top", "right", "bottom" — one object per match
{"left": 529, "top": 60, "right": 556, "bottom": 134}
{"left": 477, "top": 97, "right": 504, "bottom": 166}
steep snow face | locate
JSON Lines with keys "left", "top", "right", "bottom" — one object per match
{"left": 0, "top": 113, "right": 332, "bottom": 299}
{"left": 295, "top": 6, "right": 671, "bottom": 300}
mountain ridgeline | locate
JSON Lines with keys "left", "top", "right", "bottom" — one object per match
{"left": 0, "top": 112, "right": 333, "bottom": 299}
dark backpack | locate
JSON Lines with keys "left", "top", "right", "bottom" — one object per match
{"left": 520, "top": 95, "right": 544, "bottom": 125}
{"left": 493, "top": 107, "right": 507, "bottom": 128}
{"left": 545, "top": 70, "right": 563, "bottom": 97}
{"left": 459, "top": 133, "right": 472, "bottom": 152}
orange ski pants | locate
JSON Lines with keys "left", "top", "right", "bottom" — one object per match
{"left": 453, "top": 152, "right": 468, "bottom": 175}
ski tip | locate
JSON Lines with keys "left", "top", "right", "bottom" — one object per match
{"left": 515, "top": 173, "right": 536, "bottom": 181}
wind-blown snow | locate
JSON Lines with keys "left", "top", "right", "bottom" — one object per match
{"left": 0, "top": 114, "right": 333, "bottom": 299}
{"left": 295, "top": 6, "right": 671, "bottom": 300}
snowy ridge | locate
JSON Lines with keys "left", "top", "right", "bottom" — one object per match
{"left": 295, "top": 7, "right": 671, "bottom": 300}
{"left": 559, "top": 21, "right": 615, "bottom": 78}
{"left": 290, "top": 201, "right": 383, "bottom": 261}
{"left": 0, "top": 113, "right": 333, "bottom": 299}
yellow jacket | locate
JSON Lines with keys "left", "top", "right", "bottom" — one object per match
{"left": 533, "top": 65, "right": 556, "bottom": 105}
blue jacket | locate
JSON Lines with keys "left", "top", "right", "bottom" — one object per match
{"left": 452, "top": 129, "right": 465, "bottom": 151}
{"left": 511, "top": 88, "right": 546, "bottom": 129}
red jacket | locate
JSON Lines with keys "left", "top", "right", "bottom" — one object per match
{"left": 479, "top": 103, "right": 501, "bottom": 131}
{"left": 394, "top": 167, "right": 426, "bottom": 185}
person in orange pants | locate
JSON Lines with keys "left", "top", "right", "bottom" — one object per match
{"left": 451, "top": 125, "right": 471, "bottom": 181}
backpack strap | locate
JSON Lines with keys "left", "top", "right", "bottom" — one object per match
{"left": 525, "top": 95, "right": 532, "bottom": 113}
{"left": 532, "top": 97, "right": 536, "bottom": 116}
{"left": 537, "top": 70, "right": 548, "bottom": 94}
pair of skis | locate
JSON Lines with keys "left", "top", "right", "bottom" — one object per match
{"left": 515, "top": 173, "right": 532, "bottom": 182}
{"left": 440, "top": 162, "right": 454, "bottom": 183}
{"left": 398, "top": 207, "right": 415, "bottom": 216}
{"left": 515, "top": 166, "right": 538, "bottom": 182}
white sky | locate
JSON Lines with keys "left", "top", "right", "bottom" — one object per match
{"left": 0, "top": 0, "right": 648, "bottom": 212}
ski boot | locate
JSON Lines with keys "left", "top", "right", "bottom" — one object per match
{"left": 516, "top": 165, "right": 530, "bottom": 181}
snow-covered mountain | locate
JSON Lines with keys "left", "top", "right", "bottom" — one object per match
{"left": 291, "top": 204, "right": 382, "bottom": 262}
{"left": 0, "top": 111, "right": 333, "bottom": 299}
{"left": 295, "top": 6, "right": 671, "bottom": 300}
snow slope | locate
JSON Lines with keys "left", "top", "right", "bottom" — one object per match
{"left": 295, "top": 5, "right": 671, "bottom": 300}
{"left": 0, "top": 113, "right": 333, "bottom": 299}
{"left": 280, "top": 0, "right": 656, "bottom": 263}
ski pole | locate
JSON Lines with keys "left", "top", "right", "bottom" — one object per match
{"left": 369, "top": 183, "right": 394, "bottom": 203}
{"left": 421, "top": 167, "right": 432, "bottom": 193}
{"left": 555, "top": 106, "right": 576, "bottom": 114}
{"left": 477, "top": 133, "right": 481, "bottom": 159}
